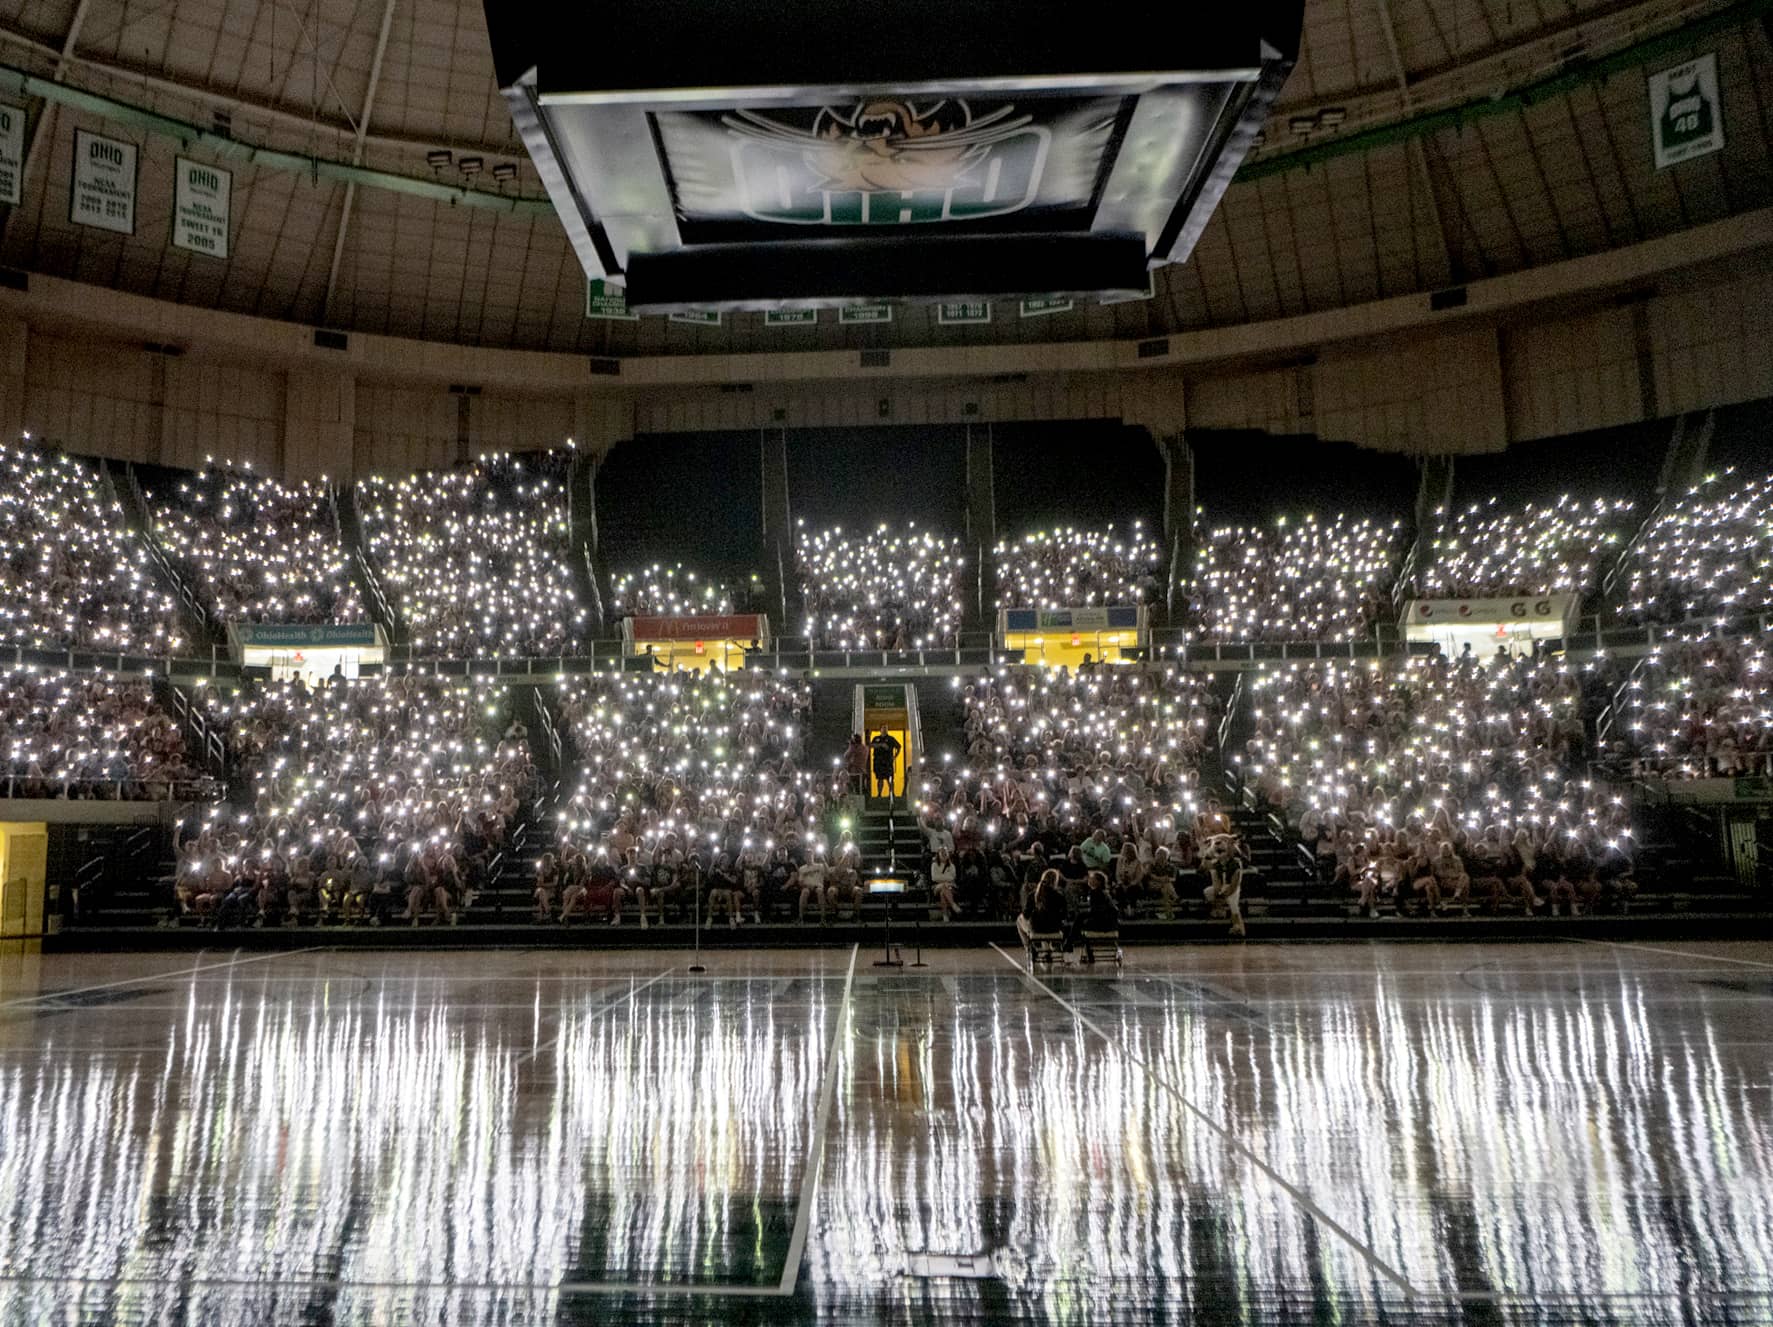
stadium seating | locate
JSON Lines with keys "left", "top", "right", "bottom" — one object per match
{"left": 148, "top": 461, "right": 364, "bottom": 624}
{"left": 1615, "top": 630, "right": 1772, "bottom": 779}
{"left": 797, "top": 522, "right": 965, "bottom": 649}
{"left": 356, "top": 452, "right": 586, "bottom": 656}
{"left": 1186, "top": 512, "right": 1401, "bottom": 641}
{"left": 994, "top": 523, "right": 1162, "bottom": 610}
{"left": 1416, "top": 494, "right": 1637, "bottom": 598}
{"left": 1625, "top": 468, "right": 1773, "bottom": 624}
{"left": 0, "top": 439, "right": 185, "bottom": 653}
{"left": 1, "top": 666, "right": 211, "bottom": 800}
{"left": 609, "top": 563, "right": 735, "bottom": 619}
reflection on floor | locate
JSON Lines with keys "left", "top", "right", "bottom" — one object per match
{"left": 1, "top": 940, "right": 1772, "bottom": 1325}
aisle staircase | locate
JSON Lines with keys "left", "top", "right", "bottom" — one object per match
{"left": 334, "top": 483, "right": 401, "bottom": 641}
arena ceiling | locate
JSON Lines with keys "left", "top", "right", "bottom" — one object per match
{"left": 0, "top": 0, "right": 1766, "bottom": 358}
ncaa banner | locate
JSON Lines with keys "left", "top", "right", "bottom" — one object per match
{"left": 172, "top": 157, "right": 231, "bottom": 259}
{"left": 71, "top": 129, "right": 137, "bottom": 234}
{"left": 1648, "top": 53, "right": 1724, "bottom": 170}
{"left": 0, "top": 103, "right": 23, "bottom": 206}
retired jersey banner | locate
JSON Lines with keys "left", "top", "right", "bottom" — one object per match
{"left": 1649, "top": 54, "right": 1724, "bottom": 170}
{"left": 0, "top": 103, "right": 23, "bottom": 206}
{"left": 628, "top": 613, "right": 765, "bottom": 642}
{"left": 1405, "top": 595, "right": 1578, "bottom": 624}
{"left": 71, "top": 129, "right": 137, "bottom": 235}
{"left": 172, "top": 157, "right": 231, "bottom": 258}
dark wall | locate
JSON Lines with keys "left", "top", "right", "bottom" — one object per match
{"left": 1189, "top": 431, "right": 1418, "bottom": 526}
{"left": 784, "top": 425, "right": 967, "bottom": 533}
{"left": 992, "top": 422, "right": 1163, "bottom": 537}
{"left": 1452, "top": 419, "right": 1669, "bottom": 508}
{"left": 1707, "top": 397, "right": 1773, "bottom": 477}
{"left": 596, "top": 430, "right": 764, "bottom": 578}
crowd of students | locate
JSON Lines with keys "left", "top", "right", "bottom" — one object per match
{"left": 1, "top": 666, "right": 210, "bottom": 800}
{"left": 0, "top": 439, "right": 185, "bottom": 653}
{"left": 1238, "top": 653, "right": 1636, "bottom": 917}
{"left": 1185, "top": 512, "right": 1401, "bottom": 641}
{"left": 540, "top": 669, "right": 845, "bottom": 925}
{"left": 356, "top": 452, "right": 586, "bottom": 656}
{"left": 608, "top": 563, "right": 735, "bottom": 619}
{"left": 149, "top": 460, "right": 364, "bottom": 624}
{"left": 993, "top": 523, "right": 1162, "bottom": 610}
{"left": 1615, "top": 630, "right": 1772, "bottom": 778}
{"left": 174, "top": 672, "right": 535, "bottom": 926}
{"left": 796, "top": 521, "right": 965, "bottom": 650}
{"left": 1625, "top": 468, "right": 1772, "bottom": 624}
{"left": 1415, "top": 494, "right": 1637, "bottom": 598}
{"left": 920, "top": 662, "right": 1246, "bottom": 935}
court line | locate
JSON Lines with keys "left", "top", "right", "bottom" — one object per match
{"left": 1575, "top": 938, "right": 1773, "bottom": 971}
{"left": 0, "top": 1269, "right": 786, "bottom": 1299}
{"left": 991, "top": 942, "right": 1420, "bottom": 1298}
{"left": 778, "top": 942, "right": 859, "bottom": 1296}
{"left": 0, "top": 946, "right": 328, "bottom": 1011}
{"left": 513, "top": 967, "right": 676, "bottom": 1067}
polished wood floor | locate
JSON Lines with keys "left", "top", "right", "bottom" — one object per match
{"left": 2, "top": 938, "right": 1771, "bottom": 1324}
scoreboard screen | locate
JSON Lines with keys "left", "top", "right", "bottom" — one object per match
{"left": 487, "top": 0, "right": 1302, "bottom": 313}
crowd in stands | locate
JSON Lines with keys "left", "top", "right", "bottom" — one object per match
{"left": 797, "top": 522, "right": 965, "bottom": 650}
{"left": 357, "top": 452, "right": 586, "bottom": 656}
{"left": 177, "top": 673, "right": 535, "bottom": 926}
{"left": 1614, "top": 631, "right": 1772, "bottom": 779}
{"left": 609, "top": 563, "right": 735, "bottom": 619}
{"left": 1238, "top": 653, "right": 1636, "bottom": 916}
{"left": 1417, "top": 495, "right": 1636, "bottom": 598}
{"left": 1, "top": 667, "right": 209, "bottom": 799}
{"left": 0, "top": 439, "right": 185, "bottom": 653}
{"left": 993, "top": 523, "right": 1162, "bottom": 610}
{"left": 1625, "top": 468, "right": 1773, "bottom": 625}
{"left": 149, "top": 461, "right": 364, "bottom": 624}
{"left": 542, "top": 670, "right": 834, "bottom": 924}
{"left": 914, "top": 662, "right": 1229, "bottom": 934}
{"left": 1186, "top": 513, "right": 1400, "bottom": 641}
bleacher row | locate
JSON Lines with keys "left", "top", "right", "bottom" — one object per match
{"left": 0, "top": 434, "right": 1765, "bottom": 938}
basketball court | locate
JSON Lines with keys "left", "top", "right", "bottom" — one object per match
{"left": 2, "top": 939, "right": 1770, "bottom": 1324}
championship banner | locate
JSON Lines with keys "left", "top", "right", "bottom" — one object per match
{"left": 839, "top": 304, "right": 892, "bottom": 324}
{"left": 0, "top": 103, "right": 23, "bottom": 206}
{"left": 628, "top": 614, "right": 765, "bottom": 642}
{"left": 1019, "top": 296, "right": 1074, "bottom": 318}
{"left": 668, "top": 309, "right": 721, "bottom": 325}
{"left": 1649, "top": 53, "right": 1724, "bottom": 170}
{"left": 231, "top": 623, "right": 381, "bottom": 648}
{"left": 585, "top": 279, "right": 638, "bottom": 320}
{"left": 172, "top": 157, "right": 231, "bottom": 259}
{"left": 938, "top": 301, "right": 992, "bottom": 325}
{"left": 1003, "top": 605, "right": 1142, "bottom": 632}
{"left": 71, "top": 129, "right": 137, "bottom": 235}
{"left": 1405, "top": 595, "right": 1578, "bottom": 624}
{"left": 765, "top": 309, "right": 817, "bottom": 325}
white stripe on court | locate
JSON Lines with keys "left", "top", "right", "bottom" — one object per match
{"left": 778, "top": 942, "right": 858, "bottom": 1296}
{"left": 514, "top": 966, "right": 676, "bottom": 1067}
{"left": 1576, "top": 938, "right": 1773, "bottom": 970}
{"left": 0, "top": 946, "right": 328, "bottom": 1011}
{"left": 991, "top": 942, "right": 1420, "bottom": 1298}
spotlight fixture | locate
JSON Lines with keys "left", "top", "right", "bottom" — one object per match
{"left": 426, "top": 149, "right": 452, "bottom": 172}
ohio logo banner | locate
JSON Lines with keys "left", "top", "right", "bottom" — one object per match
{"left": 655, "top": 95, "right": 1120, "bottom": 231}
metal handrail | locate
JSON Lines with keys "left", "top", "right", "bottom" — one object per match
{"left": 0, "top": 773, "right": 222, "bottom": 800}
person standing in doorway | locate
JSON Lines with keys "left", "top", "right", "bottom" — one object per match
{"left": 870, "top": 730, "right": 902, "bottom": 799}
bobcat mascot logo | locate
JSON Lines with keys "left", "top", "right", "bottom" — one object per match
{"left": 720, "top": 98, "right": 1048, "bottom": 225}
